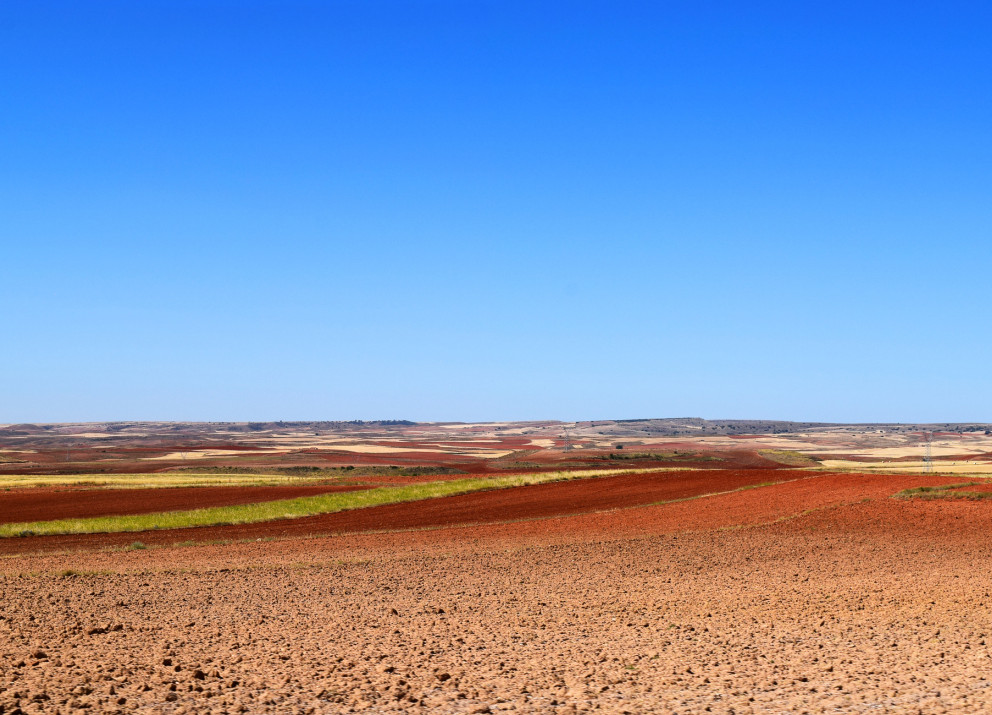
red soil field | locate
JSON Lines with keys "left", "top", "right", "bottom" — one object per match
{"left": 0, "top": 468, "right": 801, "bottom": 554}
{"left": 3, "top": 476, "right": 992, "bottom": 714}
{"left": 0, "top": 473, "right": 977, "bottom": 572}
{"left": 291, "top": 467, "right": 798, "bottom": 532}
{"left": 271, "top": 471, "right": 967, "bottom": 557}
{"left": 769, "top": 490, "right": 992, "bottom": 540}
{"left": 0, "top": 484, "right": 368, "bottom": 524}
{"left": 0, "top": 470, "right": 967, "bottom": 558}
{"left": 464, "top": 471, "right": 967, "bottom": 543}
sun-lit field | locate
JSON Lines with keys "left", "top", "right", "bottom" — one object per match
{"left": 1, "top": 461, "right": 990, "bottom": 713}
{"left": 1, "top": 420, "right": 992, "bottom": 713}
{"left": 6, "top": 0, "right": 989, "bottom": 710}
{"left": 0, "top": 468, "right": 663, "bottom": 537}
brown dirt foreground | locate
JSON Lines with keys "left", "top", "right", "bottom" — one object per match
{"left": 1, "top": 474, "right": 992, "bottom": 714}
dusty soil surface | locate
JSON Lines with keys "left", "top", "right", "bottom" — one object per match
{"left": 0, "top": 469, "right": 807, "bottom": 555}
{"left": 1, "top": 481, "right": 992, "bottom": 714}
{"left": 0, "top": 484, "right": 369, "bottom": 524}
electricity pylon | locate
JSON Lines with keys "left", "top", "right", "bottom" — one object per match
{"left": 923, "top": 431, "right": 934, "bottom": 473}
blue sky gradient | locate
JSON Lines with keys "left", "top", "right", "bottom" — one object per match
{"left": 2, "top": 1, "right": 990, "bottom": 422}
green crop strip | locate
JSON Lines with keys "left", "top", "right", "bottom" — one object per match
{"left": 0, "top": 468, "right": 665, "bottom": 538}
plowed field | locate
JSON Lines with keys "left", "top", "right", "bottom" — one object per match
{"left": 1, "top": 470, "right": 991, "bottom": 714}
{"left": 0, "top": 484, "right": 369, "bottom": 524}
{"left": 0, "top": 468, "right": 803, "bottom": 555}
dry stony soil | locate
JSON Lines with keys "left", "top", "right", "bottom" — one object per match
{"left": 1, "top": 471, "right": 991, "bottom": 714}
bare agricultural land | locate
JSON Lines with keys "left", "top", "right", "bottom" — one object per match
{"left": 0, "top": 420, "right": 991, "bottom": 713}
{"left": 2, "top": 418, "right": 990, "bottom": 476}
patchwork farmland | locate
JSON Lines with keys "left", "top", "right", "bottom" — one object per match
{"left": 1, "top": 420, "right": 991, "bottom": 713}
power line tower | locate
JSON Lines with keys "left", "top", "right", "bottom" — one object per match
{"left": 923, "top": 431, "right": 934, "bottom": 473}
{"left": 562, "top": 425, "right": 572, "bottom": 452}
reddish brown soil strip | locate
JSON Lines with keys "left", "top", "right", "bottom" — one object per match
{"left": 278, "top": 472, "right": 972, "bottom": 558}
{"left": 770, "top": 493, "right": 992, "bottom": 540}
{"left": 3, "top": 495, "right": 992, "bottom": 713}
{"left": 296, "top": 472, "right": 964, "bottom": 554}
{"left": 299, "top": 468, "right": 799, "bottom": 532}
{"left": 488, "top": 472, "right": 967, "bottom": 541}
{"left": 0, "top": 474, "right": 980, "bottom": 574}
{"left": 238, "top": 471, "right": 972, "bottom": 557}
{"left": 0, "top": 471, "right": 966, "bottom": 557}
{"left": 0, "top": 469, "right": 799, "bottom": 554}
{"left": 0, "top": 484, "right": 368, "bottom": 524}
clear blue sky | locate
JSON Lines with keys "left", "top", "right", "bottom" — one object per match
{"left": 2, "top": 2, "right": 989, "bottom": 423}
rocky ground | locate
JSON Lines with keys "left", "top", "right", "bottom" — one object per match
{"left": 0, "top": 487, "right": 991, "bottom": 714}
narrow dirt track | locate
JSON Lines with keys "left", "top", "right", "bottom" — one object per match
{"left": 0, "top": 484, "right": 369, "bottom": 524}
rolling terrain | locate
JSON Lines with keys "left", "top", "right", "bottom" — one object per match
{"left": 0, "top": 420, "right": 991, "bottom": 713}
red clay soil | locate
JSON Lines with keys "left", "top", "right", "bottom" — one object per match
{"left": 299, "top": 471, "right": 968, "bottom": 555}
{"left": 768, "top": 490, "right": 992, "bottom": 542}
{"left": 269, "top": 468, "right": 798, "bottom": 535}
{"left": 0, "top": 469, "right": 798, "bottom": 554}
{"left": 245, "top": 471, "right": 970, "bottom": 561}
{"left": 0, "top": 470, "right": 966, "bottom": 557}
{"left": 0, "top": 484, "right": 368, "bottom": 524}
{"left": 4, "top": 487, "right": 992, "bottom": 714}
{"left": 1, "top": 474, "right": 978, "bottom": 573}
